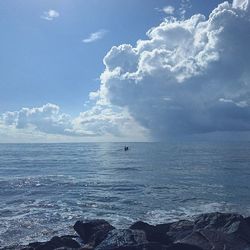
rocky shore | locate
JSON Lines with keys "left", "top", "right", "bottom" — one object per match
{"left": 2, "top": 212, "right": 250, "bottom": 250}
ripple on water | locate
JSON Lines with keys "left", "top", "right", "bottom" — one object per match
{"left": 1, "top": 142, "right": 250, "bottom": 247}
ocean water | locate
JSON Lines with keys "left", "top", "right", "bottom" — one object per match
{"left": 1, "top": 142, "right": 250, "bottom": 247}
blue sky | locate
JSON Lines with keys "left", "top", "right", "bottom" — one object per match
{"left": 0, "top": 0, "right": 226, "bottom": 115}
{"left": 2, "top": 0, "right": 250, "bottom": 142}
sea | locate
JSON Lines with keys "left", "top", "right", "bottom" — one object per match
{"left": 1, "top": 142, "right": 250, "bottom": 247}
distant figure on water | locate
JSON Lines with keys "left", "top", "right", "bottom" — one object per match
{"left": 124, "top": 146, "right": 129, "bottom": 151}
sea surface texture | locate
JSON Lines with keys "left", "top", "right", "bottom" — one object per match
{"left": 0, "top": 142, "right": 250, "bottom": 247}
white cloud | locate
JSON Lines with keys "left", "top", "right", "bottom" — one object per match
{"left": 82, "top": 30, "right": 108, "bottom": 43}
{"left": 41, "top": 10, "right": 60, "bottom": 21}
{"left": 73, "top": 105, "right": 148, "bottom": 139}
{"left": 163, "top": 6, "right": 175, "bottom": 15}
{"left": 233, "top": 0, "right": 249, "bottom": 9}
{"left": 89, "top": 0, "right": 250, "bottom": 140}
{"left": 0, "top": 103, "right": 148, "bottom": 142}
{"left": 2, "top": 104, "right": 72, "bottom": 135}
{"left": 2, "top": 1, "right": 250, "bottom": 142}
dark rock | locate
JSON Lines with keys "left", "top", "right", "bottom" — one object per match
{"left": 60, "top": 236, "right": 82, "bottom": 248}
{"left": 73, "top": 219, "right": 115, "bottom": 247}
{"left": 136, "top": 242, "right": 168, "bottom": 250}
{"left": 175, "top": 212, "right": 250, "bottom": 250}
{"left": 32, "top": 236, "right": 81, "bottom": 250}
{"left": 179, "top": 230, "right": 222, "bottom": 250}
{"left": 80, "top": 245, "right": 94, "bottom": 250}
{"left": 165, "top": 243, "right": 203, "bottom": 250}
{"left": 95, "top": 229, "right": 148, "bottom": 250}
{"left": 1, "top": 246, "right": 33, "bottom": 250}
{"left": 166, "top": 220, "right": 194, "bottom": 242}
{"left": 194, "top": 212, "right": 250, "bottom": 243}
{"left": 28, "top": 242, "right": 42, "bottom": 248}
{"left": 244, "top": 216, "right": 250, "bottom": 226}
{"left": 53, "top": 248, "right": 79, "bottom": 250}
{"left": 194, "top": 212, "right": 243, "bottom": 233}
{"left": 130, "top": 221, "right": 172, "bottom": 244}
{"left": 4, "top": 213, "right": 250, "bottom": 250}
{"left": 53, "top": 248, "right": 80, "bottom": 250}
{"left": 97, "top": 242, "right": 167, "bottom": 250}
{"left": 180, "top": 229, "right": 250, "bottom": 250}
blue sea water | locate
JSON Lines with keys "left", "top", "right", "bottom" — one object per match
{"left": 1, "top": 142, "right": 250, "bottom": 247}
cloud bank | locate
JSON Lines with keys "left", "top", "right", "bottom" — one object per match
{"left": 1, "top": 0, "right": 250, "bottom": 141}
{"left": 91, "top": 0, "right": 250, "bottom": 140}
{"left": 0, "top": 103, "right": 147, "bottom": 142}
{"left": 1, "top": 104, "right": 77, "bottom": 136}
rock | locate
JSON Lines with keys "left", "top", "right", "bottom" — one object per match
{"left": 4, "top": 213, "right": 250, "bottom": 250}
{"left": 194, "top": 212, "right": 243, "bottom": 233}
{"left": 28, "top": 242, "right": 44, "bottom": 249}
{"left": 1, "top": 245, "right": 34, "bottom": 250}
{"left": 244, "top": 216, "right": 250, "bottom": 226}
{"left": 175, "top": 212, "right": 250, "bottom": 250}
{"left": 130, "top": 221, "right": 172, "bottom": 244}
{"left": 29, "top": 236, "right": 81, "bottom": 250}
{"left": 166, "top": 220, "right": 194, "bottom": 242}
{"left": 182, "top": 229, "right": 250, "bottom": 250}
{"left": 53, "top": 248, "right": 79, "bottom": 250}
{"left": 80, "top": 245, "right": 94, "bottom": 250}
{"left": 136, "top": 242, "right": 168, "bottom": 250}
{"left": 73, "top": 219, "right": 115, "bottom": 247}
{"left": 165, "top": 243, "right": 203, "bottom": 250}
{"left": 95, "top": 229, "right": 148, "bottom": 250}
{"left": 55, "top": 248, "right": 82, "bottom": 250}
{"left": 179, "top": 230, "right": 224, "bottom": 250}
{"left": 97, "top": 242, "right": 167, "bottom": 250}
{"left": 194, "top": 212, "right": 250, "bottom": 243}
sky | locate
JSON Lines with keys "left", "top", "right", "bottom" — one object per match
{"left": 1, "top": 0, "right": 250, "bottom": 142}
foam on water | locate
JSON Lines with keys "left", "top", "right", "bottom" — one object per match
{"left": 1, "top": 142, "right": 250, "bottom": 247}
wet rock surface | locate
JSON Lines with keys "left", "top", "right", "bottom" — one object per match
{"left": 73, "top": 219, "right": 115, "bottom": 248}
{"left": 2, "top": 212, "right": 250, "bottom": 250}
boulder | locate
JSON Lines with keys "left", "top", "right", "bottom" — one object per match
{"left": 194, "top": 212, "right": 250, "bottom": 243}
{"left": 73, "top": 219, "right": 115, "bottom": 247}
{"left": 179, "top": 230, "right": 224, "bottom": 250}
{"left": 97, "top": 242, "right": 167, "bottom": 250}
{"left": 194, "top": 212, "right": 244, "bottom": 233}
{"left": 166, "top": 220, "right": 194, "bottom": 242}
{"left": 130, "top": 221, "right": 172, "bottom": 244}
{"left": 175, "top": 212, "right": 250, "bottom": 250}
{"left": 4, "top": 213, "right": 250, "bottom": 250}
{"left": 165, "top": 243, "right": 203, "bottom": 250}
{"left": 244, "top": 217, "right": 250, "bottom": 226}
{"left": 95, "top": 229, "right": 148, "bottom": 250}
{"left": 28, "top": 236, "right": 81, "bottom": 250}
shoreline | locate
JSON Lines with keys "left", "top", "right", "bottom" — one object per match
{"left": 2, "top": 212, "right": 250, "bottom": 250}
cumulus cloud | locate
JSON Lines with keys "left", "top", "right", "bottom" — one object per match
{"left": 1, "top": 103, "right": 77, "bottom": 136}
{"left": 0, "top": 103, "right": 147, "bottom": 141}
{"left": 2, "top": 0, "right": 250, "bottom": 142}
{"left": 41, "top": 10, "right": 60, "bottom": 21}
{"left": 233, "top": 0, "right": 250, "bottom": 9}
{"left": 73, "top": 105, "right": 148, "bottom": 139}
{"left": 87, "top": 0, "right": 250, "bottom": 140}
{"left": 82, "top": 30, "right": 108, "bottom": 43}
